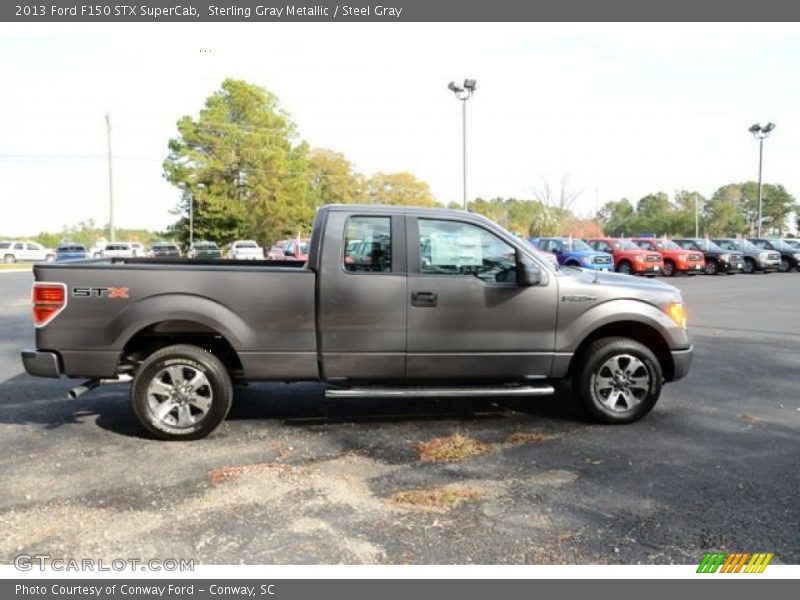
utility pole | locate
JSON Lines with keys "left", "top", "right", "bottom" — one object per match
{"left": 105, "top": 114, "right": 115, "bottom": 242}
{"left": 448, "top": 79, "right": 477, "bottom": 210}
{"left": 694, "top": 193, "right": 699, "bottom": 238}
{"left": 748, "top": 122, "right": 775, "bottom": 238}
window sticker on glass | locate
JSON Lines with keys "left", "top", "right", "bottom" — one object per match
{"left": 429, "top": 232, "right": 482, "bottom": 267}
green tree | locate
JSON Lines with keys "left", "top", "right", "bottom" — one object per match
{"left": 365, "top": 172, "right": 438, "bottom": 206}
{"left": 162, "top": 79, "right": 315, "bottom": 246}
{"left": 308, "top": 148, "right": 365, "bottom": 205}
{"left": 598, "top": 199, "right": 636, "bottom": 236}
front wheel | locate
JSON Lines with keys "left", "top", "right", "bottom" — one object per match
{"left": 779, "top": 258, "right": 790, "bottom": 273}
{"left": 572, "top": 337, "right": 663, "bottom": 424}
{"left": 617, "top": 261, "right": 633, "bottom": 275}
{"left": 132, "top": 344, "right": 233, "bottom": 440}
{"left": 3, "top": 254, "right": 15, "bottom": 264}
{"left": 704, "top": 260, "right": 718, "bottom": 275}
{"left": 661, "top": 259, "right": 675, "bottom": 277}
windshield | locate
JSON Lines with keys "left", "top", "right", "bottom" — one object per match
{"left": 563, "top": 239, "right": 593, "bottom": 252}
{"left": 614, "top": 240, "right": 640, "bottom": 250}
{"left": 656, "top": 240, "right": 680, "bottom": 250}
{"left": 58, "top": 245, "right": 86, "bottom": 252}
{"left": 236, "top": 242, "right": 258, "bottom": 248}
{"left": 784, "top": 239, "right": 800, "bottom": 249}
{"left": 197, "top": 244, "right": 218, "bottom": 250}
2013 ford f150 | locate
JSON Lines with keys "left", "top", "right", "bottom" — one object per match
{"left": 22, "top": 205, "right": 693, "bottom": 440}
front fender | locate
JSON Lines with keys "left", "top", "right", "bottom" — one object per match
{"left": 556, "top": 298, "right": 689, "bottom": 354}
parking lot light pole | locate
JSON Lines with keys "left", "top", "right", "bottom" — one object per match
{"left": 448, "top": 79, "right": 477, "bottom": 210}
{"left": 748, "top": 122, "right": 776, "bottom": 238}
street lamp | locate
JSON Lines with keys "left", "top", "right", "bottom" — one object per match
{"left": 177, "top": 182, "right": 204, "bottom": 247}
{"left": 748, "top": 122, "right": 776, "bottom": 238}
{"left": 448, "top": 78, "right": 477, "bottom": 210}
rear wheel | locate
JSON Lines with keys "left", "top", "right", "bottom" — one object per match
{"left": 572, "top": 337, "right": 662, "bottom": 424}
{"left": 3, "top": 254, "right": 15, "bottom": 264}
{"left": 743, "top": 258, "right": 755, "bottom": 274}
{"left": 617, "top": 260, "right": 633, "bottom": 275}
{"left": 704, "top": 260, "right": 718, "bottom": 275}
{"left": 132, "top": 344, "right": 233, "bottom": 441}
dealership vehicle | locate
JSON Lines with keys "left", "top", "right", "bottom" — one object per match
{"left": 22, "top": 205, "right": 692, "bottom": 440}
{"left": 748, "top": 238, "right": 800, "bottom": 273}
{"left": 130, "top": 242, "right": 145, "bottom": 257}
{"left": 711, "top": 238, "right": 780, "bottom": 274}
{"left": 266, "top": 241, "right": 288, "bottom": 260}
{"left": 531, "top": 246, "right": 560, "bottom": 269}
{"left": 631, "top": 238, "right": 704, "bottom": 277}
{"left": 188, "top": 241, "right": 222, "bottom": 259}
{"left": 283, "top": 237, "right": 310, "bottom": 261}
{"left": 530, "top": 237, "right": 614, "bottom": 271}
{"left": 783, "top": 238, "right": 800, "bottom": 251}
{"left": 227, "top": 240, "right": 265, "bottom": 260}
{"left": 101, "top": 243, "right": 135, "bottom": 258}
{"left": 585, "top": 237, "right": 663, "bottom": 276}
{"left": 672, "top": 238, "right": 743, "bottom": 275}
{"left": 1, "top": 241, "right": 56, "bottom": 264}
{"left": 89, "top": 241, "right": 107, "bottom": 258}
{"left": 149, "top": 242, "right": 182, "bottom": 258}
{"left": 55, "top": 244, "right": 89, "bottom": 262}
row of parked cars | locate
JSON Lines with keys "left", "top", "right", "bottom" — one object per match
{"left": 0, "top": 237, "right": 313, "bottom": 263}
{"left": 528, "top": 236, "right": 800, "bottom": 276}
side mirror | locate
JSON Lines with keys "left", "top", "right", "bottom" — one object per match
{"left": 518, "top": 258, "right": 545, "bottom": 286}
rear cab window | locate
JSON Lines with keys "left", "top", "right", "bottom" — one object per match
{"left": 343, "top": 216, "right": 392, "bottom": 272}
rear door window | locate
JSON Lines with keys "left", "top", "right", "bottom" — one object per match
{"left": 344, "top": 216, "right": 392, "bottom": 272}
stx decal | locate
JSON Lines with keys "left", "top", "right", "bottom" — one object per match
{"left": 72, "top": 287, "right": 130, "bottom": 299}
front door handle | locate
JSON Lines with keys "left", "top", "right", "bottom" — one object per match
{"left": 411, "top": 291, "right": 438, "bottom": 307}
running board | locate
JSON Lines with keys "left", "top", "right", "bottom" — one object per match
{"left": 325, "top": 385, "right": 555, "bottom": 399}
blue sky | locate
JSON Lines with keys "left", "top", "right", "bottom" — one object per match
{"left": 1, "top": 23, "right": 799, "bottom": 235}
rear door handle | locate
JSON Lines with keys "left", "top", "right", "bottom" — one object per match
{"left": 411, "top": 291, "right": 438, "bottom": 307}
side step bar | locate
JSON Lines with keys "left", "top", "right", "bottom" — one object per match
{"left": 325, "top": 385, "right": 555, "bottom": 399}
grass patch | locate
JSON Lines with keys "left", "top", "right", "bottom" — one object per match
{"left": 392, "top": 486, "right": 481, "bottom": 509}
{"left": 0, "top": 263, "right": 32, "bottom": 271}
{"left": 505, "top": 431, "right": 551, "bottom": 445}
{"left": 416, "top": 433, "right": 491, "bottom": 462}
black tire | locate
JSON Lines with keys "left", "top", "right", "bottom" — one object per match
{"left": 779, "top": 258, "right": 790, "bottom": 273}
{"left": 571, "top": 337, "right": 663, "bottom": 424}
{"left": 132, "top": 344, "right": 233, "bottom": 441}
{"left": 565, "top": 260, "right": 580, "bottom": 267}
{"left": 704, "top": 260, "right": 718, "bottom": 275}
{"left": 661, "top": 259, "right": 675, "bottom": 277}
{"left": 617, "top": 260, "right": 633, "bottom": 275}
{"left": 742, "top": 258, "right": 755, "bottom": 274}
{"left": 3, "top": 254, "right": 14, "bottom": 264}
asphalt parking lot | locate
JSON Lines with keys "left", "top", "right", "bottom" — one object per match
{"left": 1, "top": 270, "right": 798, "bottom": 565}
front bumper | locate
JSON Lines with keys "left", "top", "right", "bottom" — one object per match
{"left": 22, "top": 349, "right": 62, "bottom": 378}
{"left": 670, "top": 346, "right": 693, "bottom": 381}
{"left": 720, "top": 259, "right": 744, "bottom": 272}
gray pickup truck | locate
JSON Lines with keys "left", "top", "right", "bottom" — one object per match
{"left": 22, "top": 205, "right": 693, "bottom": 440}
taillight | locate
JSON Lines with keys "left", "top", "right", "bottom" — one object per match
{"left": 32, "top": 282, "right": 67, "bottom": 327}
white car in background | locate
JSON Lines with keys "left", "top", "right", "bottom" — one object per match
{"left": 130, "top": 242, "right": 145, "bottom": 257}
{"left": 101, "top": 242, "right": 135, "bottom": 258}
{"left": 227, "top": 240, "right": 264, "bottom": 260}
{"left": 0, "top": 241, "right": 56, "bottom": 263}
{"left": 89, "top": 241, "right": 107, "bottom": 258}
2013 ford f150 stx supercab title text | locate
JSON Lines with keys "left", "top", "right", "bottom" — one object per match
{"left": 22, "top": 205, "right": 693, "bottom": 440}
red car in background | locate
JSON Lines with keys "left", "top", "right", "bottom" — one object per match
{"left": 585, "top": 237, "right": 663, "bottom": 276}
{"left": 282, "top": 237, "right": 310, "bottom": 261}
{"left": 631, "top": 237, "right": 705, "bottom": 277}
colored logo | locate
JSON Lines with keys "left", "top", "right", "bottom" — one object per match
{"left": 697, "top": 552, "right": 774, "bottom": 573}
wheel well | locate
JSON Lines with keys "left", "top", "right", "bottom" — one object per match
{"left": 122, "top": 320, "right": 244, "bottom": 377}
{"left": 565, "top": 259, "right": 580, "bottom": 266}
{"left": 570, "top": 321, "right": 674, "bottom": 381}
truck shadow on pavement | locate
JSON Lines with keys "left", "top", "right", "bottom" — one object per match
{"left": 0, "top": 373, "right": 584, "bottom": 439}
